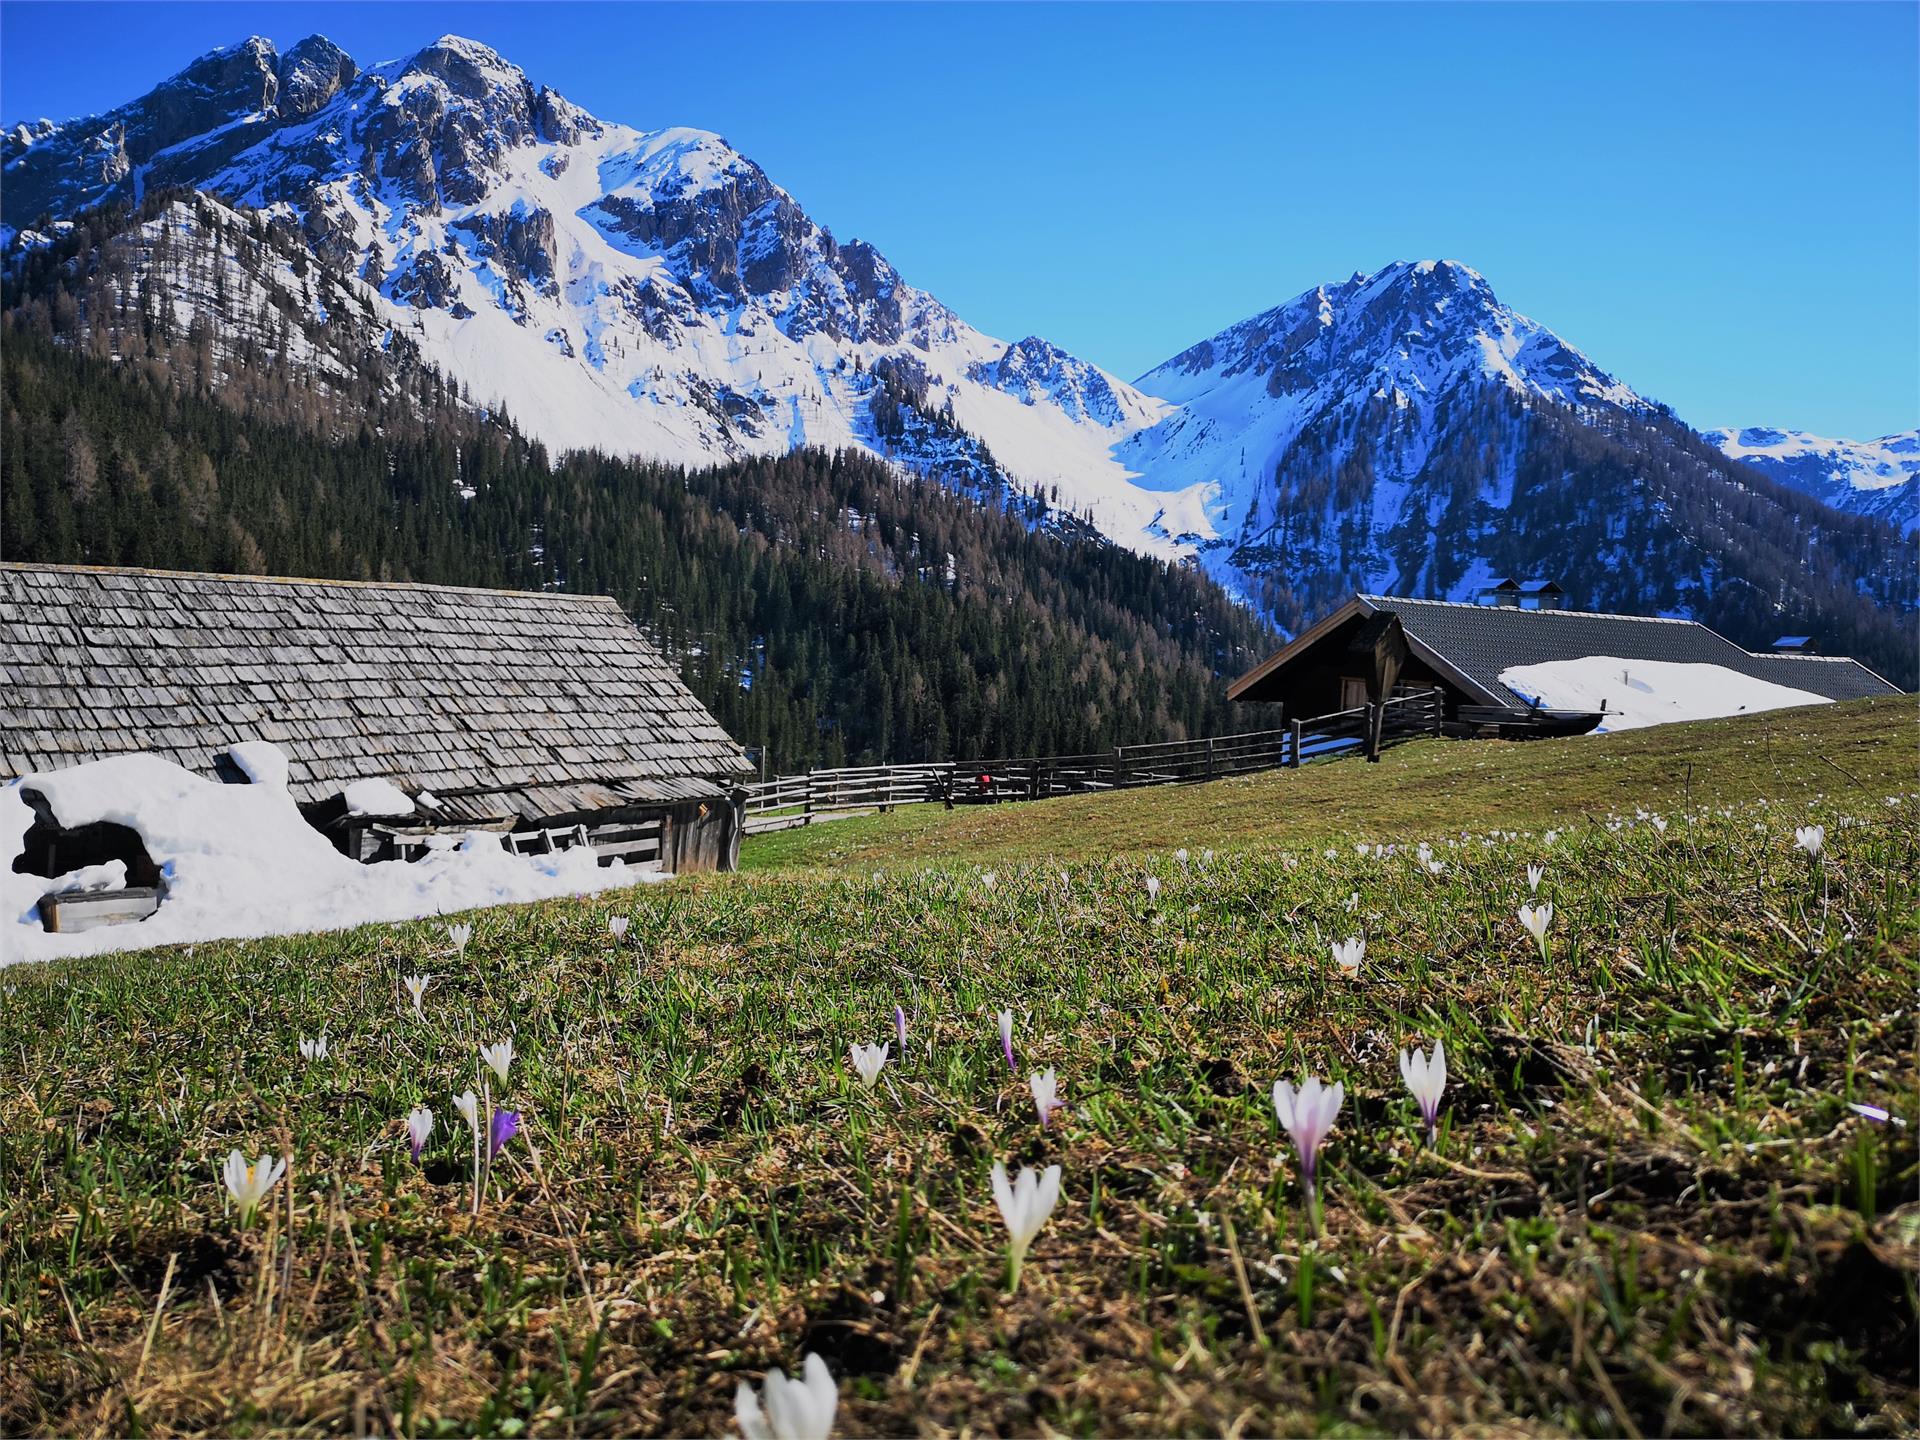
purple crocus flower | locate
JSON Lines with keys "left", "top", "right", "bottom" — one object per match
{"left": 488, "top": 1108, "right": 520, "bottom": 1158}
{"left": 895, "top": 1005, "right": 909, "bottom": 1050}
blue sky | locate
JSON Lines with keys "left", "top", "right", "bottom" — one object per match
{"left": 2, "top": 1, "right": 1914, "bottom": 437}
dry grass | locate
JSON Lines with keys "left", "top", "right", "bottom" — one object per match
{"left": 1, "top": 702, "right": 1916, "bottom": 1436}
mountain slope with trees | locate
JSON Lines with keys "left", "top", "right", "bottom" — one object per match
{"left": 0, "top": 327, "right": 1277, "bottom": 769}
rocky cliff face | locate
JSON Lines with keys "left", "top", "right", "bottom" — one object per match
{"left": 4, "top": 32, "right": 1911, "bottom": 680}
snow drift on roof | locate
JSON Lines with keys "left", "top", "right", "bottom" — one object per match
{"left": 1497, "top": 657, "right": 1831, "bottom": 733}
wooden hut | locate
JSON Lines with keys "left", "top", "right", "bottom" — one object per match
{"left": 0, "top": 563, "right": 753, "bottom": 873}
{"left": 1229, "top": 593, "right": 1900, "bottom": 733}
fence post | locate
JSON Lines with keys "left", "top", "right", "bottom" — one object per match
{"left": 804, "top": 766, "right": 814, "bottom": 824}
{"left": 1113, "top": 745, "right": 1128, "bottom": 789}
{"left": 1288, "top": 720, "right": 1303, "bottom": 768}
{"left": 1206, "top": 736, "right": 1216, "bottom": 780}
{"left": 1365, "top": 703, "right": 1382, "bottom": 762}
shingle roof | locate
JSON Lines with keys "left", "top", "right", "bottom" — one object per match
{"left": 1354, "top": 595, "right": 1900, "bottom": 707}
{"left": 0, "top": 563, "right": 751, "bottom": 806}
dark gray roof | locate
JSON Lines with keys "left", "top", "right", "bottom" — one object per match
{"left": 1356, "top": 595, "right": 1901, "bottom": 707}
{"left": 0, "top": 563, "right": 751, "bottom": 806}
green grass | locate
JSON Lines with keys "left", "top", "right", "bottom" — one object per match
{"left": 743, "top": 697, "right": 1914, "bottom": 873}
{"left": 1, "top": 700, "right": 1916, "bottom": 1436}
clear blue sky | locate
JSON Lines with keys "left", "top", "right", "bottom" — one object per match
{"left": 3, "top": 2, "right": 1914, "bottom": 437}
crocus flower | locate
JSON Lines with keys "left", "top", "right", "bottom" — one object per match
{"left": 447, "top": 921, "right": 473, "bottom": 956}
{"left": 609, "top": 915, "right": 630, "bottom": 941}
{"left": 403, "top": 974, "right": 431, "bottom": 1018}
{"left": 998, "top": 1008, "right": 1016, "bottom": 1072}
{"left": 981, "top": 870, "right": 997, "bottom": 892}
{"left": 1144, "top": 875, "right": 1161, "bottom": 904}
{"left": 1331, "top": 937, "right": 1364, "bottom": 979}
{"left": 1273, "top": 1075, "right": 1344, "bottom": 1189}
{"left": 734, "top": 1352, "right": 838, "bottom": 1440}
{"left": 1175, "top": 848, "right": 1189, "bottom": 865}
{"left": 480, "top": 1039, "right": 514, "bottom": 1086}
{"left": 1795, "top": 825, "right": 1825, "bottom": 858}
{"left": 298, "top": 1034, "right": 328, "bottom": 1062}
{"left": 1398, "top": 1041, "right": 1447, "bottom": 1144}
{"left": 405, "top": 1105, "right": 434, "bottom": 1160}
{"left": 1848, "top": 1102, "right": 1892, "bottom": 1124}
{"left": 894, "top": 1005, "right": 909, "bottom": 1050}
{"left": 489, "top": 1108, "right": 519, "bottom": 1158}
{"left": 1518, "top": 902, "right": 1553, "bottom": 957}
{"left": 1526, "top": 864, "right": 1545, "bottom": 894}
{"left": 453, "top": 1089, "right": 481, "bottom": 1134}
{"left": 991, "top": 1161, "right": 1062, "bottom": 1291}
{"left": 219, "top": 1150, "right": 287, "bottom": 1225}
{"left": 849, "top": 1042, "right": 889, "bottom": 1091}
{"left": 1030, "top": 1069, "right": 1063, "bottom": 1128}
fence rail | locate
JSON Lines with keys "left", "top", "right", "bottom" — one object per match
{"left": 742, "top": 687, "right": 1445, "bottom": 835}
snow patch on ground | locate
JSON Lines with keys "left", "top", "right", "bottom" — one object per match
{"left": 1498, "top": 657, "right": 1832, "bottom": 732}
{"left": 1, "top": 755, "right": 652, "bottom": 967}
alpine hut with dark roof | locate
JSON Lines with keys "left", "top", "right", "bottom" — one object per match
{"left": 0, "top": 563, "right": 754, "bottom": 873}
{"left": 1229, "top": 593, "right": 1900, "bottom": 733}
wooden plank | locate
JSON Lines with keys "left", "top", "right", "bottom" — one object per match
{"left": 38, "top": 887, "right": 162, "bottom": 933}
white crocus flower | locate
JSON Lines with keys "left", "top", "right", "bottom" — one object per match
{"left": 1331, "top": 937, "right": 1365, "bottom": 979}
{"left": 1795, "top": 825, "right": 1825, "bottom": 858}
{"left": 998, "top": 1008, "right": 1016, "bottom": 1071}
{"left": 447, "top": 921, "right": 473, "bottom": 956}
{"left": 980, "top": 870, "right": 997, "bottom": 892}
{"left": 298, "top": 1034, "right": 328, "bottom": 1063}
{"left": 220, "top": 1150, "right": 288, "bottom": 1225}
{"left": 479, "top": 1039, "right": 514, "bottom": 1086}
{"left": 405, "top": 1105, "right": 435, "bottom": 1160}
{"left": 1398, "top": 1040, "right": 1447, "bottom": 1144}
{"left": 1526, "top": 864, "right": 1545, "bottom": 894}
{"left": 991, "top": 1161, "right": 1062, "bottom": 1291}
{"left": 403, "top": 974, "right": 431, "bottom": 1018}
{"left": 1518, "top": 902, "right": 1553, "bottom": 956}
{"left": 1143, "top": 874, "right": 1161, "bottom": 904}
{"left": 1030, "top": 1069, "right": 1063, "bottom": 1128}
{"left": 609, "top": 915, "right": 630, "bottom": 940}
{"left": 734, "top": 1352, "right": 838, "bottom": 1440}
{"left": 453, "top": 1090, "right": 481, "bottom": 1134}
{"left": 849, "top": 1041, "right": 889, "bottom": 1091}
{"left": 1272, "top": 1075, "right": 1344, "bottom": 1188}
{"left": 1174, "top": 848, "right": 1189, "bottom": 865}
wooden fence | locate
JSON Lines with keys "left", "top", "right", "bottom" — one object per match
{"left": 742, "top": 687, "right": 1444, "bottom": 834}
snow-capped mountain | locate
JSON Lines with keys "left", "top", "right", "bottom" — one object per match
{"left": 4, "top": 32, "right": 1912, "bottom": 671}
{"left": 1706, "top": 427, "right": 1918, "bottom": 533}
{"left": 3, "top": 34, "right": 1193, "bottom": 559}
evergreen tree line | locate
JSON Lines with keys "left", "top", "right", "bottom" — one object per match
{"left": 1, "top": 330, "right": 1281, "bottom": 770}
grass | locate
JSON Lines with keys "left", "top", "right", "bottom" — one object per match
{"left": 0, "top": 699, "right": 1916, "bottom": 1437}
{"left": 743, "top": 697, "right": 1914, "bottom": 873}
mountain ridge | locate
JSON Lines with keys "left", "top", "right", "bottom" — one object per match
{"left": 3, "top": 31, "right": 1912, "bottom": 684}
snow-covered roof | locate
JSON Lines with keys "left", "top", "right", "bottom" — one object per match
{"left": 1229, "top": 593, "right": 1902, "bottom": 711}
{"left": 0, "top": 564, "right": 751, "bottom": 809}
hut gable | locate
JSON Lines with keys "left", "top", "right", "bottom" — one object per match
{"left": 1230, "top": 593, "right": 1901, "bottom": 716}
{"left": 0, "top": 563, "right": 751, "bottom": 809}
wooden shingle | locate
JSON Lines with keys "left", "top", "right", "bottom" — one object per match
{"left": 0, "top": 564, "right": 752, "bottom": 805}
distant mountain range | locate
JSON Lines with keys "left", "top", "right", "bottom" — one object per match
{"left": 1703, "top": 427, "right": 1918, "bottom": 535}
{"left": 3, "top": 32, "right": 1912, "bottom": 677}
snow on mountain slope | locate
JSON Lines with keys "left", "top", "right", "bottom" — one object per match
{"left": 6, "top": 33, "right": 1910, "bottom": 656}
{"left": 1706, "top": 426, "right": 1918, "bottom": 533}
{"left": 3, "top": 34, "right": 1199, "bottom": 559}
{"left": 1122, "top": 259, "right": 1654, "bottom": 596}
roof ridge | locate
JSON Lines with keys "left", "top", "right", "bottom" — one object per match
{"left": 0, "top": 561, "right": 622, "bottom": 607}
{"left": 1358, "top": 594, "right": 1701, "bottom": 627}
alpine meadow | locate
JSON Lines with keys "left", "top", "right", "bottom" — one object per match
{"left": 0, "top": 5, "right": 1914, "bottom": 1439}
